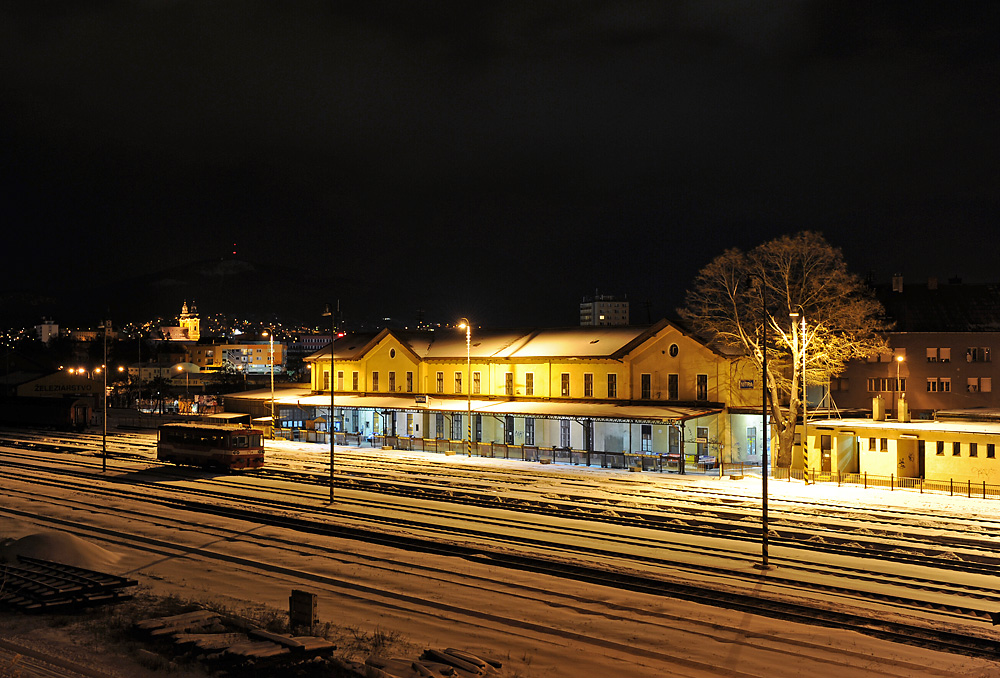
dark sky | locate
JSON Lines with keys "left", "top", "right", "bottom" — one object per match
{"left": 1, "top": 2, "right": 997, "bottom": 328}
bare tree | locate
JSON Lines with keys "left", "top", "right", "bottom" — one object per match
{"left": 679, "top": 232, "right": 887, "bottom": 467}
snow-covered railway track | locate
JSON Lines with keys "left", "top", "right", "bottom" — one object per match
{"left": 4, "top": 440, "right": 1000, "bottom": 589}
{"left": 4, "top": 449, "right": 1000, "bottom": 660}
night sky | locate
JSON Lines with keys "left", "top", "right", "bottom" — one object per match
{"left": 1, "top": 2, "right": 997, "bottom": 328}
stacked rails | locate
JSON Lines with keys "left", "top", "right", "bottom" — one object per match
{"left": 0, "top": 556, "right": 137, "bottom": 613}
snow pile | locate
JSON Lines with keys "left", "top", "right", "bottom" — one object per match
{"left": 0, "top": 531, "right": 121, "bottom": 571}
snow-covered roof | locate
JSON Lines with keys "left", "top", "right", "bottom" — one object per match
{"left": 809, "top": 417, "right": 1000, "bottom": 436}
{"left": 233, "top": 387, "right": 717, "bottom": 423}
{"left": 304, "top": 321, "right": 717, "bottom": 362}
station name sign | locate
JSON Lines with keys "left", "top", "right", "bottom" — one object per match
{"left": 739, "top": 379, "right": 755, "bottom": 389}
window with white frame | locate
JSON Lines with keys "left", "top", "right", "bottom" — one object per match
{"left": 371, "top": 371, "right": 379, "bottom": 392}
{"left": 560, "top": 419, "right": 570, "bottom": 447}
{"left": 473, "top": 371, "right": 481, "bottom": 395}
{"left": 406, "top": 371, "right": 413, "bottom": 393}
{"left": 525, "top": 372, "right": 534, "bottom": 396}
{"left": 388, "top": 371, "right": 395, "bottom": 392}
{"left": 436, "top": 371, "right": 444, "bottom": 393}
{"left": 560, "top": 373, "right": 570, "bottom": 397}
{"left": 352, "top": 371, "right": 359, "bottom": 390}
{"left": 584, "top": 373, "right": 593, "bottom": 398}
{"left": 337, "top": 371, "right": 344, "bottom": 391}
{"left": 505, "top": 372, "right": 514, "bottom": 396}
{"left": 454, "top": 371, "right": 462, "bottom": 394}
{"left": 451, "top": 414, "right": 463, "bottom": 440}
{"left": 641, "top": 424, "right": 652, "bottom": 452}
{"left": 746, "top": 427, "right": 756, "bottom": 456}
{"left": 940, "top": 377, "right": 951, "bottom": 392}
{"left": 927, "top": 378, "right": 938, "bottom": 392}
{"left": 967, "top": 347, "right": 992, "bottom": 363}
{"left": 525, "top": 418, "right": 535, "bottom": 445}
{"left": 607, "top": 373, "right": 617, "bottom": 398}
{"left": 697, "top": 426, "right": 709, "bottom": 456}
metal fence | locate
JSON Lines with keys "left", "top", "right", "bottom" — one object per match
{"left": 766, "top": 467, "right": 1000, "bottom": 500}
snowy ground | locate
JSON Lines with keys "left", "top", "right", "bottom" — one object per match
{"left": 2, "top": 437, "right": 1000, "bottom": 677}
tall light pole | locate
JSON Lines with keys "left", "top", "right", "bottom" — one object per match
{"left": 790, "top": 309, "right": 807, "bottom": 482}
{"left": 457, "top": 319, "right": 472, "bottom": 457}
{"left": 323, "top": 303, "right": 337, "bottom": 502}
{"left": 100, "top": 320, "right": 108, "bottom": 473}
{"left": 263, "top": 330, "right": 275, "bottom": 439}
{"left": 748, "top": 274, "right": 770, "bottom": 571}
{"left": 895, "top": 354, "right": 906, "bottom": 418}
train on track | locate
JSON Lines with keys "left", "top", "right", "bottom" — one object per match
{"left": 156, "top": 422, "right": 265, "bottom": 470}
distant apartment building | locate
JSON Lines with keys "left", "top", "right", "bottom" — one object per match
{"left": 833, "top": 278, "right": 1000, "bottom": 418}
{"left": 580, "top": 294, "right": 629, "bottom": 326}
{"left": 34, "top": 318, "right": 59, "bottom": 344}
{"left": 186, "top": 341, "right": 285, "bottom": 375}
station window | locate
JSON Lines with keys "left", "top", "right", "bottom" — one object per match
{"left": 988, "top": 444, "right": 996, "bottom": 459}
{"left": 525, "top": 372, "right": 534, "bottom": 396}
{"left": 970, "top": 443, "right": 978, "bottom": 458}
{"left": 953, "top": 442, "right": 962, "bottom": 456}
{"left": 936, "top": 441, "right": 945, "bottom": 456}
{"left": 584, "top": 373, "right": 593, "bottom": 398}
{"left": 640, "top": 374, "right": 651, "bottom": 399}
{"left": 607, "top": 373, "right": 617, "bottom": 398}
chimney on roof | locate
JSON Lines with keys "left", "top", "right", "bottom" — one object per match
{"left": 927, "top": 277, "right": 938, "bottom": 290}
{"left": 891, "top": 274, "right": 904, "bottom": 293}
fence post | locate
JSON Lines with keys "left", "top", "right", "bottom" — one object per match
{"left": 920, "top": 477, "right": 923, "bottom": 494}
{"left": 984, "top": 481, "right": 987, "bottom": 499}
{"left": 950, "top": 478, "right": 953, "bottom": 496}
{"left": 891, "top": 473, "right": 894, "bottom": 491}
{"left": 864, "top": 472, "right": 867, "bottom": 489}
{"left": 968, "top": 479, "right": 972, "bottom": 498}
{"left": 837, "top": 471, "right": 841, "bottom": 487}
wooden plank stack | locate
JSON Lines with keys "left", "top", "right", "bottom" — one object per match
{"left": 0, "top": 556, "right": 137, "bottom": 613}
{"left": 134, "top": 609, "right": 337, "bottom": 673}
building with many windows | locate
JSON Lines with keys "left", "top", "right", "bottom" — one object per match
{"left": 579, "top": 294, "right": 629, "bottom": 326}
{"left": 225, "top": 320, "right": 767, "bottom": 468}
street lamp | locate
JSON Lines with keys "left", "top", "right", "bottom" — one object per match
{"left": 176, "top": 364, "right": 190, "bottom": 394}
{"left": 895, "top": 354, "right": 906, "bottom": 418}
{"left": 457, "top": 319, "right": 472, "bottom": 457}
{"left": 99, "top": 320, "right": 109, "bottom": 473}
{"left": 263, "top": 330, "right": 275, "bottom": 439}
{"left": 747, "top": 274, "right": 770, "bottom": 571}
{"left": 789, "top": 309, "right": 808, "bottom": 482}
{"left": 322, "top": 303, "right": 337, "bottom": 503}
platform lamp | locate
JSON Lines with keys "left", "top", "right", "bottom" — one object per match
{"left": 457, "top": 319, "right": 472, "bottom": 457}
{"left": 789, "top": 308, "right": 807, "bottom": 482}
{"left": 746, "top": 274, "right": 770, "bottom": 571}
{"left": 99, "top": 319, "right": 109, "bottom": 473}
{"left": 322, "top": 303, "right": 337, "bottom": 503}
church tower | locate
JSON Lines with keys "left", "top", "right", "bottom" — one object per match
{"left": 179, "top": 300, "right": 201, "bottom": 341}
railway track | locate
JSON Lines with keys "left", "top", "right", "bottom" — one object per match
{"left": 3, "top": 431, "right": 1000, "bottom": 664}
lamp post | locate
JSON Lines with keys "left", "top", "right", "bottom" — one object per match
{"left": 790, "top": 309, "right": 807, "bottom": 482}
{"left": 323, "top": 303, "right": 337, "bottom": 502}
{"left": 100, "top": 320, "right": 108, "bottom": 473}
{"left": 747, "top": 274, "right": 770, "bottom": 571}
{"left": 176, "top": 364, "right": 189, "bottom": 394}
{"left": 263, "top": 330, "right": 275, "bottom": 439}
{"left": 895, "top": 354, "right": 905, "bottom": 418}
{"left": 457, "top": 319, "right": 472, "bottom": 457}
